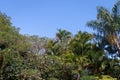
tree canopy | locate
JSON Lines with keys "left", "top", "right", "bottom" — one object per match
{"left": 1, "top": 1, "right": 120, "bottom": 80}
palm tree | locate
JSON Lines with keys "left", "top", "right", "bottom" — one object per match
{"left": 45, "top": 39, "right": 59, "bottom": 55}
{"left": 69, "top": 31, "right": 93, "bottom": 56}
{"left": 87, "top": 1, "right": 120, "bottom": 55}
{"left": 69, "top": 31, "right": 94, "bottom": 71}
{"left": 56, "top": 29, "right": 72, "bottom": 43}
{"left": 56, "top": 29, "right": 72, "bottom": 54}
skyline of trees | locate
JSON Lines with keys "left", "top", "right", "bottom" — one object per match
{"left": 1, "top": 0, "right": 120, "bottom": 80}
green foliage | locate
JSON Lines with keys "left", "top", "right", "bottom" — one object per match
{"left": 81, "top": 75, "right": 98, "bottom": 80}
{"left": 1, "top": 1, "right": 120, "bottom": 79}
{"left": 100, "top": 75, "right": 117, "bottom": 80}
{"left": 69, "top": 31, "right": 93, "bottom": 55}
{"left": 87, "top": 0, "right": 120, "bottom": 56}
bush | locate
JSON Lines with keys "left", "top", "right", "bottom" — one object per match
{"left": 100, "top": 75, "right": 117, "bottom": 80}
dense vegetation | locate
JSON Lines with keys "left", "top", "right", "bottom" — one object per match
{"left": 0, "top": 1, "right": 120, "bottom": 80}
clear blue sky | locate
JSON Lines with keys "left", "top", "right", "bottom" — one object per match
{"left": 0, "top": 0, "right": 116, "bottom": 38}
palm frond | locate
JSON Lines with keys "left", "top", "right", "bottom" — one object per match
{"left": 97, "top": 6, "right": 113, "bottom": 24}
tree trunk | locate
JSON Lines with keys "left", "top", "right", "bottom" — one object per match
{"left": 108, "top": 35, "right": 120, "bottom": 55}
{"left": 116, "top": 42, "right": 120, "bottom": 55}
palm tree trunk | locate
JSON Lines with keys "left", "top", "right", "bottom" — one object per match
{"left": 108, "top": 34, "right": 120, "bottom": 55}
{"left": 112, "top": 35, "right": 120, "bottom": 55}
{"left": 116, "top": 42, "right": 120, "bottom": 55}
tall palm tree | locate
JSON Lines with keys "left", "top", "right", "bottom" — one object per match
{"left": 87, "top": 1, "right": 120, "bottom": 55}
{"left": 67, "top": 31, "right": 93, "bottom": 79}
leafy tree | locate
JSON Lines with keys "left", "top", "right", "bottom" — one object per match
{"left": 0, "top": 12, "right": 32, "bottom": 80}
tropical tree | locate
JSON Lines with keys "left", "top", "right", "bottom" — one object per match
{"left": 45, "top": 39, "right": 59, "bottom": 55}
{"left": 56, "top": 29, "right": 72, "bottom": 43}
{"left": 69, "top": 31, "right": 93, "bottom": 56}
{"left": 68, "top": 31, "right": 93, "bottom": 79}
{"left": 87, "top": 1, "right": 120, "bottom": 79}
{"left": 55, "top": 29, "right": 72, "bottom": 55}
{"left": 87, "top": 1, "right": 120, "bottom": 56}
